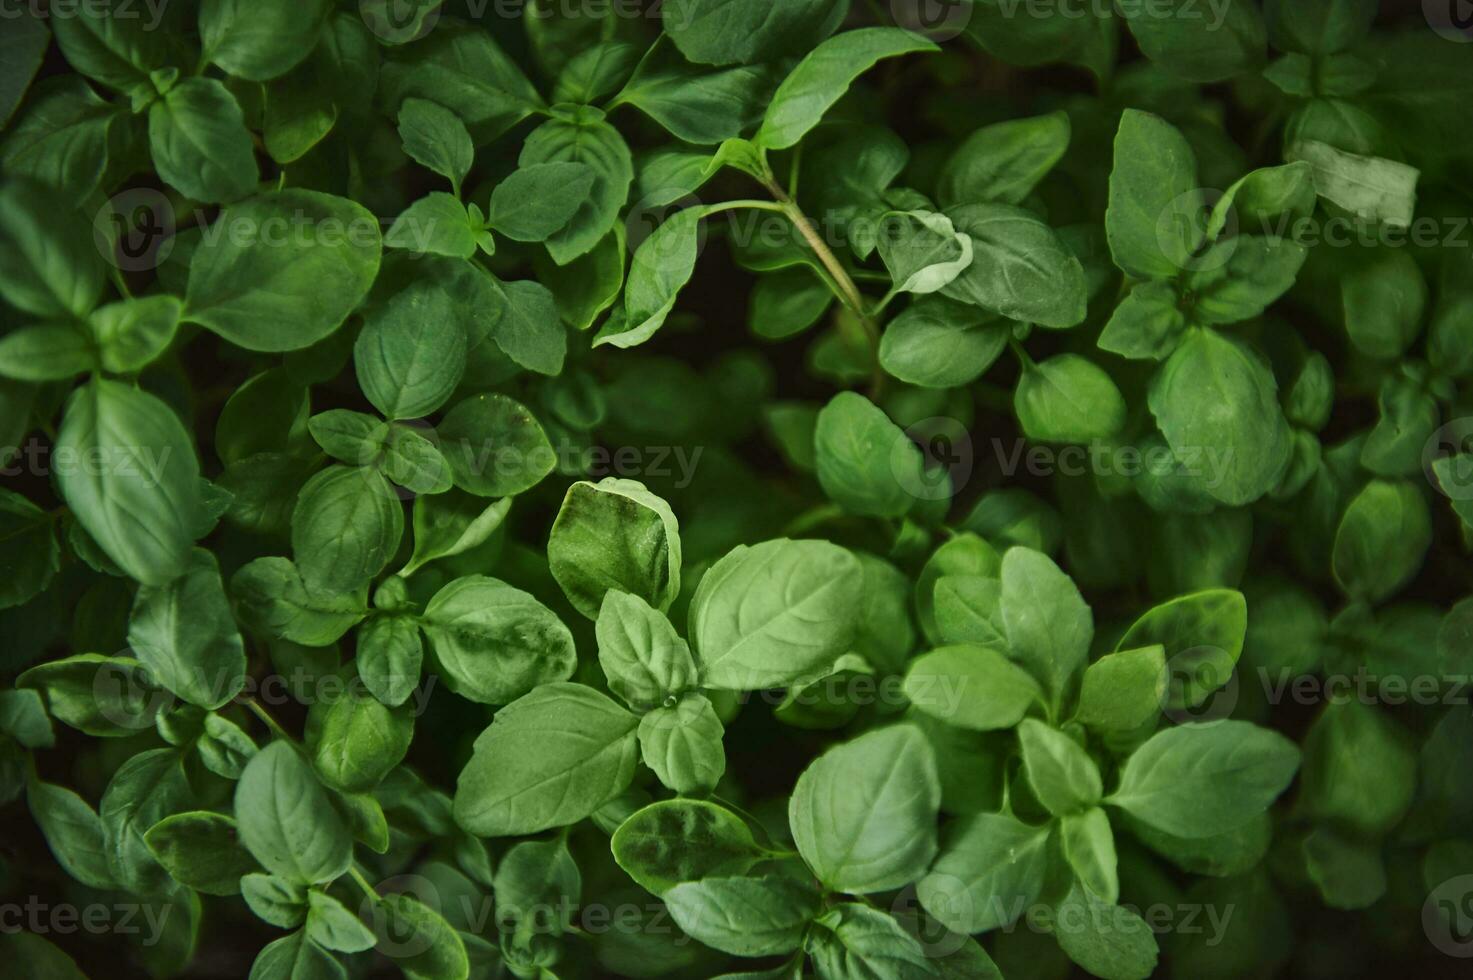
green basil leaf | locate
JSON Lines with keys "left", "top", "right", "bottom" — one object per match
{"left": 145, "top": 810, "right": 259, "bottom": 896}
{"left": 1147, "top": 329, "right": 1292, "bottom": 507}
{"left": 904, "top": 645, "right": 1042, "bottom": 731}
{"left": 89, "top": 295, "right": 183, "bottom": 373}
{"left": 384, "top": 194, "right": 477, "bottom": 259}
{"left": 128, "top": 548, "right": 247, "bottom": 709}
{"left": 1014, "top": 354, "right": 1127, "bottom": 444}
{"left": 200, "top": 0, "right": 331, "bottom": 82}
{"left": 232, "top": 557, "right": 369, "bottom": 646}
{"left": 305, "top": 890, "right": 377, "bottom": 953}
{"left": 186, "top": 190, "right": 382, "bottom": 352}
{"left": 815, "top": 390, "right": 925, "bottom": 518}
{"left": 637, "top": 693, "right": 726, "bottom": 795}
{"left": 664, "top": 875, "right": 821, "bottom": 957}
{"left": 1286, "top": 139, "right": 1419, "bottom": 227}
{"left": 452, "top": 683, "right": 639, "bottom": 837}
{"left": 663, "top": 0, "right": 849, "bottom": 67}
{"left": 806, "top": 903, "right": 933, "bottom": 979}
{"left": 1106, "top": 109, "right": 1202, "bottom": 280}
{"left": 421, "top": 575, "right": 577, "bottom": 705}
{"left": 611, "top": 799, "right": 769, "bottom": 895}
{"left": 354, "top": 286, "right": 467, "bottom": 420}
{"left": 0, "top": 178, "right": 107, "bottom": 320}
{"left": 28, "top": 779, "right": 118, "bottom": 890}
{"left": 1106, "top": 721, "right": 1300, "bottom": 839}
{"left": 1120, "top": 0, "right": 1266, "bottom": 83}
{"left": 397, "top": 97, "right": 474, "bottom": 192}
{"left": 917, "top": 812, "right": 1052, "bottom": 934}
{"left": 519, "top": 105, "right": 633, "bottom": 264}
{"left": 235, "top": 741, "right": 354, "bottom": 885}
{"left": 1017, "top": 718, "right": 1102, "bottom": 816}
{"left": 487, "top": 162, "right": 598, "bottom": 243}
{"left": 1331, "top": 478, "right": 1431, "bottom": 603}
{"left": 942, "top": 203, "right": 1087, "bottom": 328}
{"left": 691, "top": 538, "right": 861, "bottom": 690}
{"left": 148, "top": 77, "right": 258, "bottom": 204}
{"left": 879, "top": 296, "right": 1006, "bottom": 388}
{"left": 756, "top": 28, "right": 938, "bottom": 150}
{"left": 549, "top": 478, "right": 682, "bottom": 620}
{"left": 291, "top": 465, "right": 404, "bottom": 593}
{"left": 437, "top": 392, "right": 556, "bottom": 497}
{"left": 596, "top": 589, "right": 698, "bottom": 709}
{"left": 937, "top": 111, "right": 1071, "bottom": 209}
{"left": 56, "top": 378, "right": 202, "bottom": 586}
{"left": 789, "top": 724, "right": 940, "bottom": 894}
{"left": 1052, "top": 881, "right": 1159, "bottom": 980}
{"left": 0, "top": 323, "right": 96, "bottom": 381}
{"left": 1075, "top": 646, "right": 1168, "bottom": 734}
{"left": 306, "top": 677, "right": 414, "bottom": 793}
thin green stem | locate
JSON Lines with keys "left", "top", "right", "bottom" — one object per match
{"left": 871, "top": 287, "right": 900, "bottom": 317}
{"left": 1009, "top": 338, "right": 1036, "bottom": 372}
{"left": 757, "top": 177, "right": 888, "bottom": 394}
{"left": 703, "top": 199, "right": 788, "bottom": 216}
{"left": 243, "top": 698, "right": 293, "bottom": 743}
{"left": 348, "top": 865, "right": 379, "bottom": 901}
{"left": 766, "top": 187, "right": 867, "bottom": 316}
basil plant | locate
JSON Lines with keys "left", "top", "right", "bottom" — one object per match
{"left": 1, "top": 0, "right": 1471, "bottom": 977}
